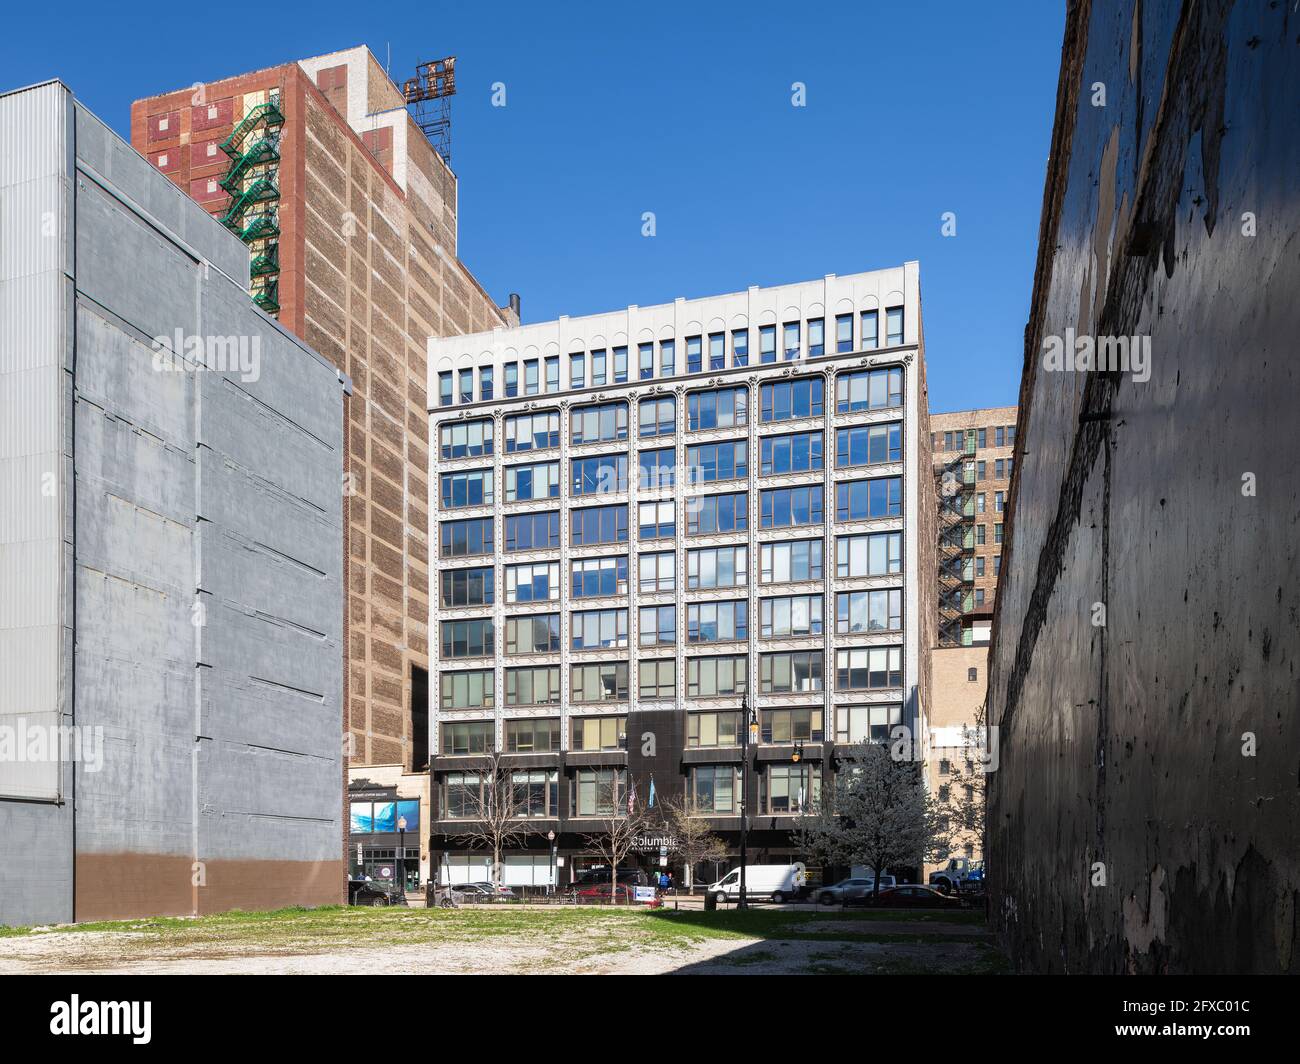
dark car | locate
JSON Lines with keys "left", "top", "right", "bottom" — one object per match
{"left": 860, "top": 885, "right": 964, "bottom": 909}
{"left": 348, "top": 880, "right": 396, "bottom": 906}
{"left": 574, "top": 868, "right": 647, "bottom": 888}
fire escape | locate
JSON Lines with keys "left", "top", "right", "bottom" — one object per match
{"left": 217, "top": 98, "right": 284, "bottom": 315}
{"left": 936, "top": 439, "right": 976, "bottom": 647}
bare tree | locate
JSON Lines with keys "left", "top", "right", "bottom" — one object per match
{"left": 657, "top": 793, "right": 728, "bottom": 891}
{"left": 580, "top": 773, "right": 653, "bottom": 904}
{"left": 797, "top": 741, "right": 949, "bottom": 901}
{"left": 447, "top": 749, "right": 529, "bottom": 890}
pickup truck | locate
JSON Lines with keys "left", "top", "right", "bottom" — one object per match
{"left": 929, "top": 857, "right": 984, "bottom": 895}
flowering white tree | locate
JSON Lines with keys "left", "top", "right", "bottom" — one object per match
{"left": 797, "top": 741, "right": 949, "bottom": 900}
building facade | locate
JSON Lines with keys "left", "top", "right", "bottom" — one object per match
{"left": 930, "top": 406, "right": 1016, "bottom": 647}
{"left": 131, "top": 46, "right": 515, "bottom": 785}
{"left": 423, "top": 266, "right": 935, "bottom": 890}
{"left": 0, "top": 82, "right": 346, "bottom": 925}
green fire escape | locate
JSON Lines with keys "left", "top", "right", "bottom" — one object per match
{"left": 936, "top": 439, "right": 976, "bottom": 647}
{"left": 218, "top": 99, "right": 284, "bottom": 314}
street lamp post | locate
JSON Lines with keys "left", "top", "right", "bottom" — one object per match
{"left": 738, "top": 696, "right": 759, "bottom": 910}
{"left": 396, "top": 815, "right": 408, "bottom": 905}
{"left": 547, "top": 829, "right": 557, "bottom": 897}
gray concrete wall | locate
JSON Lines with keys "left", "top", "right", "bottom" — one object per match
{"left": 987, "top": 0, "right": 1300, "bottom": 973}
{"left": 0, "top": 82, "right": 346, "bottom": 925}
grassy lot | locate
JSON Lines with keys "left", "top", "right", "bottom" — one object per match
{"left": 0, "top": 904, "right": 1009, "bottom": 975}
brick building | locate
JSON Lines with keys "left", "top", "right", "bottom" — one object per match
{"left": 132, "top": 47, "right": 516, "bottom": 791}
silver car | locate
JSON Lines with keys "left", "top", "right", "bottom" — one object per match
{"left": 817, "top": 876, "right": 896, "bottom": 905}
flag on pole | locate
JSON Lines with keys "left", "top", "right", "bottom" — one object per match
{"left": 627, "top": 777, "right": 637, "bottom": 815}
{"left": 648, "top": 775, "right": 656, "bottom": 808}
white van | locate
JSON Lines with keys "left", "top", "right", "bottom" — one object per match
{"left": 708, "top": 862, "right": 806, "bottom": 904}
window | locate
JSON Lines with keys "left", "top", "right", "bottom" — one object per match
{"left": 545, "top": 356, "right": 560, "bottom": 393}
{"left": 504, "top": 613, "right": 561, "bottom": 654}
{"left": 459, "top": 369, "right": 474, "bottom": 404}
{"left": 571, "top": 662, "right": 629, "bottom": 702}
{"left": 438, "top": 371, "right": 453, "bottom": 407}
{"left": 759, "top": 324, "right": 777, "bottom": 364}
{"left": 639, "top": 658, "right": 675, "bottom": 699}
{"left": 975, "top": 556, "right": 986, "bottom": 577}
{"left": 506, "top": 719, "right": 561, "bottom": 753}
{"left": 505, "top": 561, "right": 560, "bottom": 603}
{"left": 687, "top": 600, "right": 748, "bottom": 642}
{"left": 860, "top": 309, "right": 879, "bottom": 349}
{"left": 506, "top": 665, "right": 561, "bottom": 706}
{"left": 480, "top": 366, "right": 493, "bottom": 402}
{"left": 440, "top": 468, "right": 493, "bottom": 508}
{"left": 994, "top": 555, "right": 1001, "bottom": 576}
{"left": 708, "top": 332, "right": 725, "bottom": 370}
{"left": 687, "top": 492, "right": 747, "bottom": 535}
{"left": 440, "top": 566, "right": 494, "bottom": 608}
{"left": 638, "top": 605, "right": 675, "bottom": 647}
{"left": 836, "top": 422, "right": 902, "bottom": 467}
{"left": 591, "top": 349, "right": 606, "bottom": 386}
{"left": 686, "top": 335, "right": 703, "bottom": 374}
{"left": 835, "top": 477, "right": 902, "bottom": 521}
{"left": 572, "top": 401, "right": 628, "bottom": 445}
{"left": 505, "top": 511, "right": 560, "bottom": 551}
{"left": 835, "top": 531, "right": 902, "bottom": 576}
{"left": 836, "top": 704, "right": 902, "bottom": 744}
{"left": 687, "top": 655, "right": 748, "bottom": 697}
{"left": 995, "top": 522, "right": 1004, "bottom": 544}
{"left": 504, "top": 362, "right": 519, "bottom": 398}
{"left": 761, "top": 377, "right": 824, "bottom": 422}
{"left": 760, "top": 539, "right": 823, "bottom": 583}
{"left": 639, "top": 396, "right": 675, "bottom": 438}
{"left": 505, "top": 461, "right": 560, "bottom": 502}
{"left": 511, "top": 768, "right": 559, "bottom": 817}
{"left": 760, "top": 595, "right": 822, "bottom": 637}
{"left": 571, "top": 556, "right": 629, "bottom": 599}
{"left": 441, "top": 618, "right": 494, "bottom": 658}
{"left": 978, "top": 428, "right": 988, "bottom": 449}
{"left": 807, "top": 318, "right": 824, "bottom": 357}
{"left": 995, "top": 491, "right": 1005, "bottom": 513}
{"left": 442, "top": 720, "right": 493, "bottom": 755}
{"left": 686, "top": 440, "right": 748, "bottom": 484}
{"left": 575, "top": 767, "right": 626, "bottom": 815}
{"left": 976, "top": 493, "right": 986, "bottom": 514}
{"left": 572, "top": 505, "right": 628, "bottom": 546}
{"left": 977, "top": 525, "right": 987, "bottom": 546}
{"left": 690, "top": 765, "right": 739, "bottom": 814}
{"left": 638, "top": 500, "right": 676, "bottom": 540}
{"left": 441, "top": 669, "right": 494, "bottom": 710}
{"left": 659, "top": 339, "right": 676, "bottom": 376}
{"left": 836, "top": 588, "right": 903, "bottom": 633}
{"left": 968, "top": 667, "right": 979, "bottom": 682}
{"left": 761, "top": 485, "right": 824, "bottom": 528}
{"left": 688, "top": 387, "right": 748, "bottom": 430}
{"left": 886, "top": 306, "right": 903, "bottom": 345}
{"left": 572, "top": 716, "right": 627, "bottom": 752}
{"left": 836, "top": 367, "right": 903, "bottom": 411}
{"left": 835, "top": 646, "right": 903, "bottom": 690}
{"left": 688, "top": 545, "right": 748, "bottom": 589}
{"left": 612, "top": 346, "right": 628, "bottom": 384}
{"left": 441, "top": 517, "right": 493, "bottom": 559}
{"left": 442, "top": 772, "right": 482, "bottom": 818}
{"left": 761, "top": 431, "right": 824, "bottom": 475}
{"left": 571, "top": 453, "right": 628, "bottom": 496}
{"left": 638, "top": 551, "right": 675, "bottom": 593}
{"left": 504, "top": 410, "right": 560, "bottom": 453}
{"left": 638, "top": 342, "right": 654, "bottom": 380}
{"left": 783, "top": 321, "right": 801, "bottom": 359}
{"left": 835, "top": 313, "right": 853, "bottom": 353}
{"left": 764, "top": 764, "right": 819, "bottom": 814}
{"left": 570, "top": 353, "right": 585, "bottom": 389}
{"left": 639, "top": 447, "right": 676, "bottom": 491}
{"left": 440, "top": 419, "right": 493, "bottom": 460}
{"left": 975, "top": 588, "right": 986, "bottom": 606}
{"left": 571, "top": 609, "right": 628, "bottom": 650}
{"left": 762, "top": 707, "right": 823, "bottom": 743}
{"left": 732, "top": 329, "right": 749, "bottom": 366}
{"left": 759, "top": 650, "right": 821, "bottom": 691}
{"left": 688, "top": 711, "right": 740, "bottom": 748}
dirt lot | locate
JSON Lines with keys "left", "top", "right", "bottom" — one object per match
{"left": 0, "top": 905, "right": 1007, "bottom": 975}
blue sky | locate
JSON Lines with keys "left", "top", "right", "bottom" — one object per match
{"left": 6, "top": 1, "right": 1064, "bottom": 412}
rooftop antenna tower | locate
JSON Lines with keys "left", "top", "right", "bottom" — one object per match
{"left": 403, "top": 57, "right": 456, "bottom": 167}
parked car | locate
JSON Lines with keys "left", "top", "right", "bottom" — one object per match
{"left": 817, "top": 875, "right": 896, "bottom": 905}
{"left": 576, "top": 882, "right": 637, "bottom": 903}
{"left": 348, "top": 880, "right": 395, "bottom": 907}
{"left": 574, "top": 867, "right": 648, "bottom": 887}
{"left": 464, "top": 881, "right": 517, "bottom": 900}
{"left": 708, "top": 863, "right": 807, "bottom": 904}
{"left": 859, "top": 884, "right": 964, "bottom": 909}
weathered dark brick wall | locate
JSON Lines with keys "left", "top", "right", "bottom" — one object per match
{"left": 988, "top": 0, "right": 1300, "bottom": 973}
